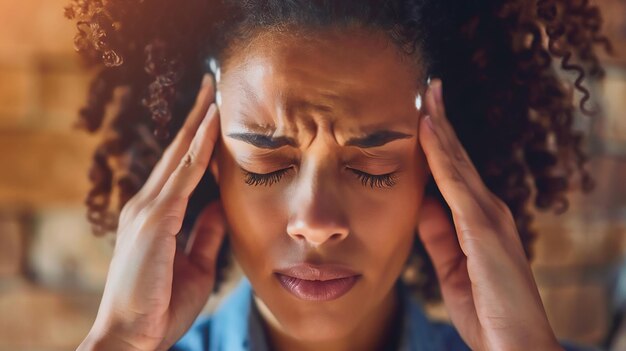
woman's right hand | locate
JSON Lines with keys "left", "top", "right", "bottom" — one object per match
{"left": 78, "top": 74, "right": 226, "bottom": 351}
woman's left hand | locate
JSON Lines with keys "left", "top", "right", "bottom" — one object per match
{"left": 415, "top": 79, "right": 563, "bottom": 351}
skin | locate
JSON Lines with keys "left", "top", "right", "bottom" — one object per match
{"left": 77, "top": 27, "right": 564, "bottom": 351}
{"left": 211, "top": 27, "right": 427, "bottom": 351}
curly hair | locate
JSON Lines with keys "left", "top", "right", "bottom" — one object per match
{"left": 65, "top": 0, "right": 613, "bottom": 300}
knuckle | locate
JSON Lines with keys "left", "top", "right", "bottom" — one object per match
{"left": 501, "top": 203, "right": 515, "bottom": 223}
{"left": 435, "top": 136, "right": 447, "bottom": 151}
{"left": 490, "top": 194, "right": 515, "bottom": 222}
{"left": 119, "top": 205, "right": 133, "bottom": 224}
{"left": 453, "top": 148, "right": 466, "bottom": 163}
{"left": 117, "top": 204, "right": 152, "bottom": 238}
{"left": 141, "top": 204, "right": 183, "bottom": 234}
{"left": 136, "top": 202, "right": 155, "bottom": 224}
{"left": 492, "top": 194, "right": 508, "bottom": 211}
{"left": 180, "top": 150, "right": 197, "bottom": 169}
{"left": 155, "top": 190, "right": 188, "bottom": 209}
{"left": 448, "top": 166, "right": 465, "bottom": 184}
{"left": 119, "top": 197, "right": 140, "bottom": 222}
{"left": 120, "top": 198, "right": 134, "bottom": 215}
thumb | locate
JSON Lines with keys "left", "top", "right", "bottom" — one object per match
{"left": 417, "top": 197, "right": 477, "bottom": 332}
{"left": 185, "top": 200, "right": 227, "bottom": 275}
{"left": 165, "top": 201, "right": 227, "bottom": 347}
{"left": 416, "top": 197, "right": 466, "bottom": 293}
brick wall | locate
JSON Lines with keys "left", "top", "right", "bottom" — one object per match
{"left": 0, "top": 1, "right": 105, "bottom": 350}
{"left": 0, "top": 1, "right": 624, "bottom": 350}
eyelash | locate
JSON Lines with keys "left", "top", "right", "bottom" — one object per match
{"left": 242, "top": 168, "right": 291, "bottom": 187}
{"left": 241, "top": 167, "right": 398, "bottom": 189}
{"left": 351, "top": 169, "right": 398, "bottom": 188}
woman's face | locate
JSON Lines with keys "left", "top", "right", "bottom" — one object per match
{"left": 210, "top": 27, "right": 430, "bottom": 342}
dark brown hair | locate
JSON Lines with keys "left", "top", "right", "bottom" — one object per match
{"left": 66, "top": 0, "right": 613, "bottom": 300}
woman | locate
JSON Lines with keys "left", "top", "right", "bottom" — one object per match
{"left": 67, "top": 0, "right": 612, "bottom": 350}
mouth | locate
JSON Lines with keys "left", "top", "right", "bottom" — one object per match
{"left": 274, "top": 263, "right": 361, "bottom": 301}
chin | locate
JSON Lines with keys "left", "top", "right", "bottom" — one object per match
{"left": 279, "top": 312, "right": 355, "bottom": 342}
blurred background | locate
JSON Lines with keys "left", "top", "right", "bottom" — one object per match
{"left": 0, "top": 1, "right": 624, "bottom": 350}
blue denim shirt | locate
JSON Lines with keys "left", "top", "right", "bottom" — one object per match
{"left": 170, "top": 278, "right": 597, "bottom": 351}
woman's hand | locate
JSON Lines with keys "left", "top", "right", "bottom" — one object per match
{"left": 78, "top": 74, "right": 226, "bottom": 351}
{"left": 416, "top": 79, "right": 563, "bottom": 351}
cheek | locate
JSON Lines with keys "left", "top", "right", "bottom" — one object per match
{"left": 350, "top": 183, "right": 421, "bottom": 266}
{"left": 216, "top": 144, "right": 288, "bottom": 271}
{"left": 353, "top": 147, "right": 424, "bottom": 228}
{"left": 348, "top": 156, "right": 426, "bottom": 275}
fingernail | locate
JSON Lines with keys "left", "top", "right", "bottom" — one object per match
{"left": 201, "top": 73, "right": 213, "bottom": 87}
{"left": 207, "top": 103, "right": 217, "bottom": 117}
{"left": 202, "top": 103, "right": 217, "bottom": 125}
{"left": 434, "top": 80, "right": 443, "bottom": 105}
{"left": 423, "top": 115, "right": 434, "bottom": 131}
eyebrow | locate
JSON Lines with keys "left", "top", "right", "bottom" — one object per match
{"left": 345, "top": 130, "right": 413, "bottom": 148}
{"left": 226, "top": 128, "right": 413, "bottom": 149}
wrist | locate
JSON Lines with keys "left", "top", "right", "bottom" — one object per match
{"left": 77, "top": 331, "right": 135, "bottom": 351}
{"left": 78, "top": 312, "right": 168, "bottom": 351}
{"left": 77, "top": 326, "right": 149, "bottom": 351}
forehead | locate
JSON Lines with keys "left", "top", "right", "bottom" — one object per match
{"left": 219, "top": 27, "right": 424, "bottom": 134}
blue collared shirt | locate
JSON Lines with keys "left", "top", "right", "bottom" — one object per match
{"left": 170, "top": 278, "right": 597, "bottom": 351}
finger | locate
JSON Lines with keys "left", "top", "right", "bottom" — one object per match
{"left": 135, "top": 74, "right": 216, "bottom": 205}
{"left": 418, "top": 197, "right": 466, "bottom": 274}
{"left": 166, "top": 201, "right": 226, "bottom": 341}
{"left": 419, "top": 87, "right": 519, "bottom": 251}
{"left": 425, "top": 79, "right": 481, "bottom": 181}
{"left": 420, "top": 86, "right": 495, "bottom": 228}
{"left": 185, "top": 200, "right": 226, "bottom": 274}
{"left": 419, "top": 112, "right": 482, "bottom": 220}
{"left": 416, "top": 197, "right": 479, "bottom": 327}
{"left": 423, "top": 79, "right": 452, "bottom": 150}
{"left": 157, "top": 103, "right": 220, "bottom": 206}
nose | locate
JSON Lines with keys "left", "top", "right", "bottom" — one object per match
{"left": 286, "top": 159, "right": 350, "bottom": 247}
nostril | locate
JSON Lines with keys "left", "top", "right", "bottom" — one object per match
{"left": 329, "top": 233, "right": 343, "bottom": 241}
{"left": 289, "top": 233, "right": 305, "bottom": 241}
{"left": 288, "top": 231, "right": 346, "bottom": 245}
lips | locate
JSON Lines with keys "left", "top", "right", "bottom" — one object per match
{"left": 274, "top": 263, "right": 361, "bottom": 301}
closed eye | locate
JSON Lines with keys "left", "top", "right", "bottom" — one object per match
{"left": 240, "top": 167, "right": 292, "bottom": 187}
{"left": 240, "top": 167, "right": 398, "bottom": 189}
{"left": 348, "top": 168, "right": 398, "bottom": 189}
